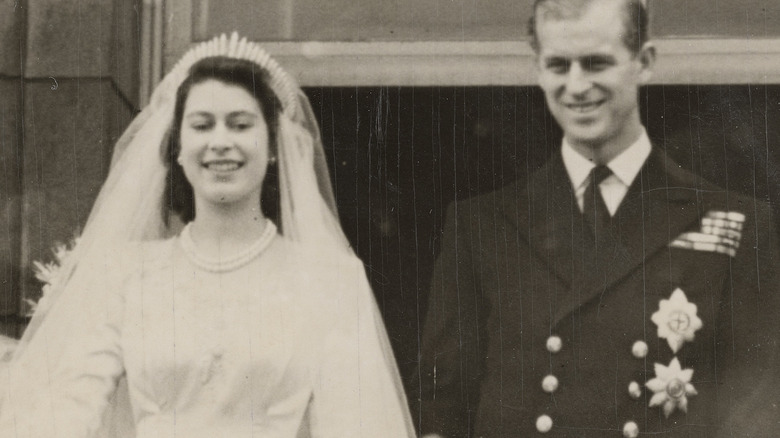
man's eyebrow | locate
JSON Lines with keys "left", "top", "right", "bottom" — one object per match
{"left": 542, "top": 54, "right": 616, "bottom": 66}
{"left": 543, "top": 56, "right": 571, "bottom": 64}
{"left": 582, "top": 54, "right": 616, "bottom": 63}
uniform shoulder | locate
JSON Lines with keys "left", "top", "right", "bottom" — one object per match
{"left": 662, "top": 158, "right": 775, "bottom": 232}
{"left": 646, "top": 148, "right": 772, "bottom": 213}
{"left": 691, "top": 177, "right": 772, "bottom": 218}
{"left": 441, "top": 179, "right": 525, "bottom": 224}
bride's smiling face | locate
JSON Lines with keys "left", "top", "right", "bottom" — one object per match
{"left": 178, "top": 79, "right": 270, "bottom": 209}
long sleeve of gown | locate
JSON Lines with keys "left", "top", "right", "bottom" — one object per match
{"left": 0, "top": 269, "right": 126, "bottom": 438}
{"left": 306, "top": 255, "right": 415, "bottom": 438}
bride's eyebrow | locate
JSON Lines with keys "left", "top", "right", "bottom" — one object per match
{"left": 184, "top": 110, "right": 258, "bottom": 118}
{"left": 184, "top": 111, "right": 213, "bottom": 118}
{"left": 227, "top": 111, "right": 259, "bottom": 118}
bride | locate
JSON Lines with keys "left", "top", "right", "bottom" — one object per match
{"left": 0, "top": 33, "right": 415, "bottom": 438}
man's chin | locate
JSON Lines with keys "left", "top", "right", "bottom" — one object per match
{"left": 563, "top": 126, "right": 606, "bottom": 148}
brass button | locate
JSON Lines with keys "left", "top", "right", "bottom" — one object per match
{"left": 628, "top": 381, "right": 642, "bottom": 399}
{"left": 542, "top": 375, "right": 559, "bottom": 393}
{"left": 546, "top": 336, "right": 562, "bottom": 353}
{"left": 623, "top": 421, "right": 639, "bottom": 438}
{"left": 632, "top": 340, "right": 648, "bottom": 358}
{"left": 536, "top": 415, "right": 553, "bottom": 433}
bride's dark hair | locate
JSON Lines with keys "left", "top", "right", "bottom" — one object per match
{"left": 164, "top": 56, "right": 283, "bottom": 227}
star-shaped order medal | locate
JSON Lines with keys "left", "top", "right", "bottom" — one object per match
{"left": 651, "top": 288, "right": 702, "bottom": 353}
{"left": 646, "top": 357, "right": 698, "bottom": 417}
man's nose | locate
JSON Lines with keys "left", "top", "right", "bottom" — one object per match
{"left": 564, "top": 63, "right": 592, "bottom": 96}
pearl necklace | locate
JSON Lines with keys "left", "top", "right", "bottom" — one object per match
{"left": 179, "top": 221, "right": 277, "bottom": 273}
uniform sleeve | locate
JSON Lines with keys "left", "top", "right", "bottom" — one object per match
{"left": 414, "top": 200, "right": 485, "bottom": 438}
{"left": 0, "top": 267, "right": 126, "bottom": 438}
{"left": 714, "top": 201, "right": 780, "bottom": 436}
{"left": 306, "top": 255, "right": 416, "bottom": 438}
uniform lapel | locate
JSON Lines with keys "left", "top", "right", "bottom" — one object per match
{"left": 507, "top": 154, "right": 585, "bottom": 289}
{"left": 551, "top": 149, "right": 704, "bottom": 326}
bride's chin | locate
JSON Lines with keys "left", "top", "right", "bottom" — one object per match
{"left": 197, "top": 190, "right": 259, "bottom": 209}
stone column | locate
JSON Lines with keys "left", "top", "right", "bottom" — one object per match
{"left": 0, "top": 2, "right": 25, "bottom": 334}
{"left": 2, "top": 0, "right": 140, "bottom": 335}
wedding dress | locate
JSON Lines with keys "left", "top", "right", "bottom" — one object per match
{"left": 3, "top": 227, "right": 413, "bottom": 437}
{"left": 0, "top": 33, "right": 415, "bottom": 438}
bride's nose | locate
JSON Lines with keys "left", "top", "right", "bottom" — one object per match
{"left": 208, "top": 143, "right": 233, "bottom": 153}
{"left": 208, "top": 125, "right": 233, "bottom": 153}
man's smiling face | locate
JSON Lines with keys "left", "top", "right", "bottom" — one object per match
{"left": 535, "top": 0, "right": 653, "bottom": 161}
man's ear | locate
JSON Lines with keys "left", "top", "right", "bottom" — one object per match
{"left": 637, "top": 42, "right": 656, "bottom": 83}
{"left": 531, "top": 41, "right": 542, "bottom": 73}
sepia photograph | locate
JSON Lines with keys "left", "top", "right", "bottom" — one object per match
{"left": 0, "top": 0, "right": 778, "bottom": 436}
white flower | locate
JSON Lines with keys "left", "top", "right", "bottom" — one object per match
{"left": 646, "top": 357, "right": 697, "bottom": 417}
{"left": 53, "top": 238, "right": 79, "bottom": 263}
{"left": 27, "top": 235, "right": 79, "bottom": 316}
{"left": 32, "top": 260, "right": 59, "bottom": 284}
{"left": 651, "top": 288, "right": 702, "bottom": 353}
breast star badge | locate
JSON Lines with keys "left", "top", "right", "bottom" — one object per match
{"left": 646, "top": 357, "right": 698, "bottom": 417}
{"left": 651, "top": 288, "right": 702, "bottom": 353}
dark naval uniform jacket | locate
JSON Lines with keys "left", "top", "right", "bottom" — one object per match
{"left": 416, "top": 148, "right": 780, "bottom": 437}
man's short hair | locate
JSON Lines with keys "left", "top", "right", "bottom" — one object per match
{"left": 528, "top": 0, "right": 649, "bottom": 55}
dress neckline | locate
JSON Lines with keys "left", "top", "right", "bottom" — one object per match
{"left": 179, "top": 221, "right": 277, "bottom": 273}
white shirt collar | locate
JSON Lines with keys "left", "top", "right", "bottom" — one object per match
{"left": 561, "top": 130, "right": 652, "bottom": 192}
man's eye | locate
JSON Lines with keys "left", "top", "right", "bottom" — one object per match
{"left": 545, "top": 61, "right": 569, "bottom": 74}
{"left": 584, "top": 58, "right": 612, "bottom": 72}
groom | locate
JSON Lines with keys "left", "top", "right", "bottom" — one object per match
{"left": 416, "top": 0, "right": 780, "bottom": 436}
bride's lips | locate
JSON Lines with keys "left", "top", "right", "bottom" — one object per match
{"left": 202, "top": 159, "right": 244, "bottom": 172}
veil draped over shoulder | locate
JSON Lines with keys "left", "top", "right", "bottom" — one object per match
{"left": 0, "top": 33, "right": 414, "bottom": 438}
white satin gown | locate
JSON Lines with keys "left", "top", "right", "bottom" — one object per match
{"left": 0, "top": 231, "right": 415, "bottom": 438}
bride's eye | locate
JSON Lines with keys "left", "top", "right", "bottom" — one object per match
{"left": 186, "top": 116, "right": 214, "bottom": 131}
{"left": 229, "top": 114, "right": 256, "bottom": 131}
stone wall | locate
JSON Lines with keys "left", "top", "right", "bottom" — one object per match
{"left": 0, "top": 1, "right": 139, "bottom": 336}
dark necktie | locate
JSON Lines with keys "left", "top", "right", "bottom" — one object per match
{"left": 583, "top": 165, "right": 613, "bottom": 239}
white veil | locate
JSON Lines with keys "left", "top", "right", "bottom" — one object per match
{"left": 2, "top": 33, "right": 412, "bottom": 437}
